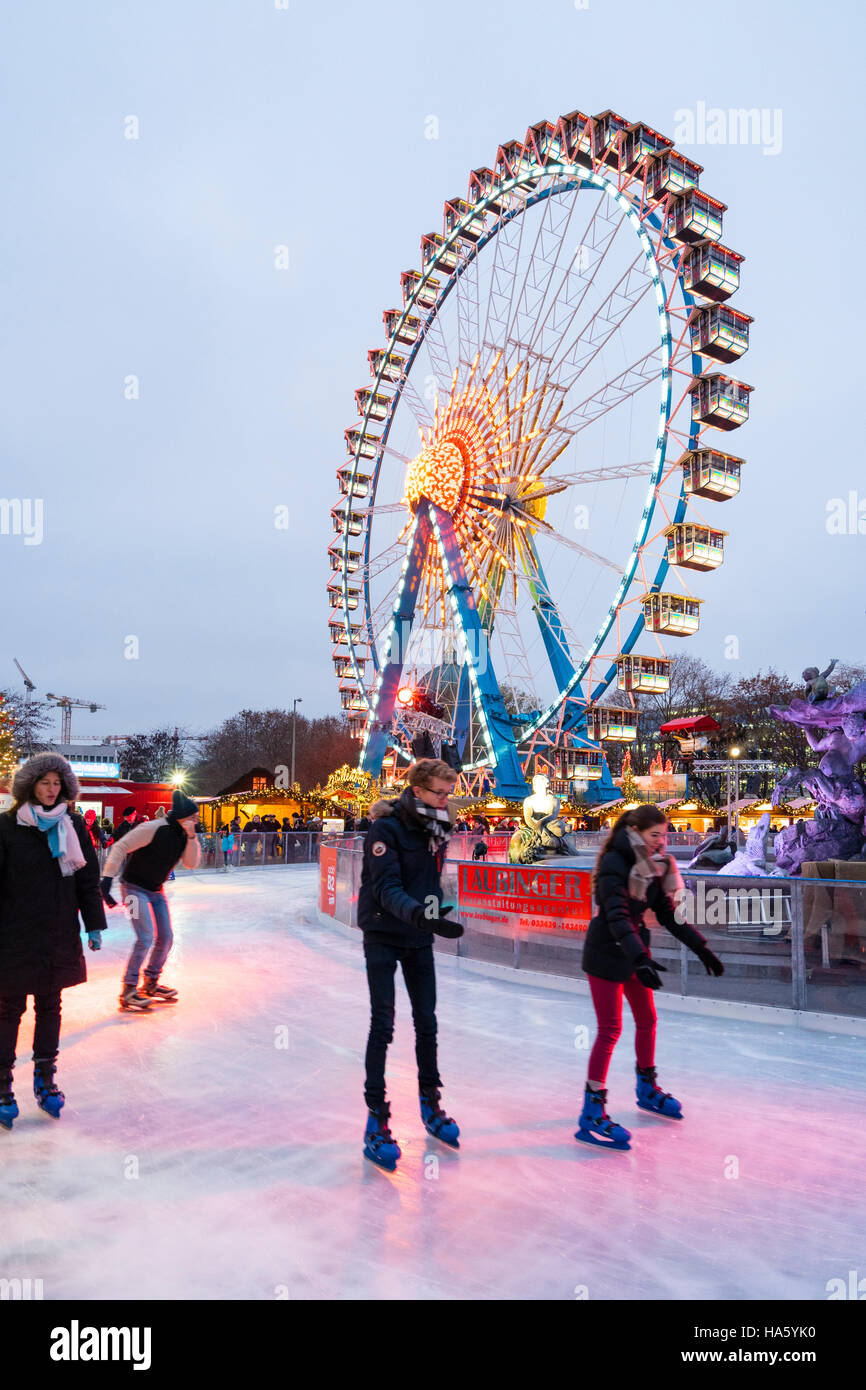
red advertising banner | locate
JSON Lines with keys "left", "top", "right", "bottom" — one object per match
{"left": 319, "top": 846, "right": 338, "bottom": 916}
{"left": 457, "top": 862, "right": 593, "bottom": 934}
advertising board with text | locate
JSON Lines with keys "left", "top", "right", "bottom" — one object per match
{"left": 457, "top": 863, "right": 593, "bottom": 936}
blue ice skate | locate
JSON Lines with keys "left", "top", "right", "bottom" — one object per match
{"left": 33, "top": 1060, "right": 65, "bottom": 1119}
{"left": 363, "top": 1103, "right": 401, "bottom": 1171}
{"left": 0, "top": 1070, "right": 19, "bottom": 1130}
{"left": 636, "top": 1065, "right": 683, "bottom": 1119}
{"left": 420, "top": 1089, "right": 459, "bottom": 1148}
{"left": 575, "top": 1085, "right": 631, "bottom": 1150}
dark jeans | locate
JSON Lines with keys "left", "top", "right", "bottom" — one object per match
{"left": 363, "top": 940, "right": 441, "bottom": 1109}
{"left": 0, "top": 991, "right": 63, "bottom": 1071}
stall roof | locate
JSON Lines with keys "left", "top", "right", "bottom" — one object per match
{"left": 76, "top": 784, "right": 136, "bottom": 795}
{"left": 659, "top": 715, "right": 720, "bottom": 733}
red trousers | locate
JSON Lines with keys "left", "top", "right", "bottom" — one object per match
{"left": 587, "top": 973, "right": 657, "bottom": 1083}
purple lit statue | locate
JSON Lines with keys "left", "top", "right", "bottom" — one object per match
{"left": 770, "top": 677, "right": 866, "bottom": 874}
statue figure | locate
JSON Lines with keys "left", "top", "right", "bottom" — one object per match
{"left": 802, "top": 658, "right": 837, "bottom": 704}
{"left": 687, "top": 824, "right": 735, "bottom": 870}
{"left": 522, "top": 774, "right": 572, "bottom": 857}
{"left": 717, "top": 813, "right": 777, "bottom": 877}
{"left": 621, "top": 749, "right": 632, "bottom": 776}
{"left": 769, "top": 679, "right": 866, "bottom": 873}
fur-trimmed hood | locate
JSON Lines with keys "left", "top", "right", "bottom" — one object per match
{"left": 11, "top": 751, "right": 80, "bottom": 804}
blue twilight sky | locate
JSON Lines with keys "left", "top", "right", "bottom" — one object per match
{"left": 0, "top": 0, "right": 863, "bottom": 742}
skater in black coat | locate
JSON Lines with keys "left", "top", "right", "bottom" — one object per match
{"left": 575, "top": 805, "right": 724, "bottom": 1150}
{"left": 357, "top": 760, "right": 466, "bottom": 1170}
{"left": 0, "top": 752, "right": 106, "bottom": 1127}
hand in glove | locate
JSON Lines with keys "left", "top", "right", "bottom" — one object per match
{"left": 100, "top": 876, "right": 117, "bottom": 909}
{"left": 87, "top": 931, "right": 102, "bottom": 951}
{"left": 412, "top": 903, "right": 465, "bottom": 939}
{"left": 634, "top": 956, "right": 667, "bottom": 990}
{"left": 696, "top": 945, "right": 725, "bottom": 976}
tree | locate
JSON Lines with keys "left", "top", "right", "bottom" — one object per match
{"left": 191, "top": 708, "right": 358, "bottom": 794}
{"left": 630, "top": 655, "right": 732, "bottom": 773}
{"left": 0, "top": 694, "right": 17, "bottom": 778}
{"left": 499, "top": 683, "right": 538, "bottom": 716}
{"left": 0, "top": 688, "right": 54, "bottom": 759}
{"left": 120, "top": 728, "right": 193, "bottom": 783}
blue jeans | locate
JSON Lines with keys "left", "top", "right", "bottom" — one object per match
{"left": 121, "top": 883, "right": 174, "bottom": 989}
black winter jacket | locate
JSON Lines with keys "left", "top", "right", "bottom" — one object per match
{"left": 0, "top": 808, "right": 107, "bottom": 995}
{"left": 582, "top": 826, "right": 707, "bottom": 983}
{"left": 357, "top": 788, "right": 448, "bottom": 948}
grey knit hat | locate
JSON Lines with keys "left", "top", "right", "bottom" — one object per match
{"left": 11, "top": 751, "right": 80, "bottom": 804}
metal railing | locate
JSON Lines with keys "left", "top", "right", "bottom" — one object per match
{"left": 322, "top": 842, "right": 866, "bottom": 1020}
{"left": 98, "top": 831, "right": 327, "bottom": 873}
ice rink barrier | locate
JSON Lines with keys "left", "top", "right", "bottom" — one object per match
{"left": 317, "top": 840, "right": 866, "bottom": 1029}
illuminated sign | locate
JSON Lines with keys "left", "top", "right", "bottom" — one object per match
{"left": 457, "top": 863, "right": 593, "bottom": 934}
{"left": 69, "top": 762, "right": 121, "bottom": 780}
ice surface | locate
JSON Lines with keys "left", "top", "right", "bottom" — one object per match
{"left": 1, "top": 867, "right": 864, "bottom": 1301}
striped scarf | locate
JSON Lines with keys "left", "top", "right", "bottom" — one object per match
{"left": 412, "top": 797, "right": 452, "bottom": 855}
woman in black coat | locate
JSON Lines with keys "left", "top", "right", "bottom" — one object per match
{"left": 575, "top": 805, "right": 724, "bottom": 1150}
{"left": 0, "top": 752, "right": 106, "bottom": 1128}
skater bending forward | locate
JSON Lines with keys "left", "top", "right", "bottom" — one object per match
{"left": 357, "top": 759, "right": 466, "bottom": 1169}
{"left": 101, "top": 788, "right": 201, "bottom": 1011}
{"left": 576, "top": 806, "right": 724, "bottom": 1150}
{"left": 0, "top": 753, "right": 107, "bottom": 1127}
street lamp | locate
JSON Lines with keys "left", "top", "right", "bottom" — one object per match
{"left": 727, "top": 747, "right": 741, "bottom": 835}
{"left": 291, "top": 698, "right": 303, "bottom": 791}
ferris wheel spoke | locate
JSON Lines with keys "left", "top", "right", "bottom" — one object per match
{"left": 546, "top": 254, "right": 658, "bottom": 407}
{"left": 514, "top": 180, "right": 624, "bottom": 373}
{"left": 532, "top": 519, "right": 623, "bottom": 574}
{"left": 549, "top": 347, "right": 662, "bottom": 441}
{"left": 497, "top": 183, "right": 583, "bottom": 369}
{"left": 396, "top": 373, "right": 436, "bottom": 432}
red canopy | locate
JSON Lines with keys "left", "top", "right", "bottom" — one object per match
{"left": 659, "top": 715, "right": 720, "bottom": 733}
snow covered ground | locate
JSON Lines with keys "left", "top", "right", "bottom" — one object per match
{"left": 2, "top": 867, "right": 864, "bottom": 1301}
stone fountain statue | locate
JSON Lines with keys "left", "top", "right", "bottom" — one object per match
{"left": 508, "top": 773, "right": 574, "bottom": 863}
{"left": 769, "top": 675, "right": 866, "bottom": 875}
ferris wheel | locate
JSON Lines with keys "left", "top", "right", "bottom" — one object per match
{"left": 328, "top": 108, "right": 752, "bottom": 799}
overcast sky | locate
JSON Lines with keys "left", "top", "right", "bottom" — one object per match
{"left": 1, "top": 0, "right": 862, "bottom": 744}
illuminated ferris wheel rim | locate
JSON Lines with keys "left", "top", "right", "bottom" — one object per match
{"left": 330, "top": 111, "right": 751, "bottom": 782}
{"left": 347, "top": 170, "right": 688, "bottom": 720}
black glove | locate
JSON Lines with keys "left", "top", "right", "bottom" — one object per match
{"left": 100, "top": 876, "right": 117, "bottom": 909}
{"left": 696, "top": 945, "right": 725, "bottom": 977}
{"left": 635, "top": 957, "right": 667, "bottom": 990}
{"left": 412, "top": 904, "right": 465, "bottom": 939}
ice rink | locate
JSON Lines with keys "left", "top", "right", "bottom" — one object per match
{"left": 2, "top": 866, "right": 864, "bottom": 1301}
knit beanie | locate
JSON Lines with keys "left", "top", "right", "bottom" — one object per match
{"left": 168, "top": 788, "right": 198, "bottom": 821}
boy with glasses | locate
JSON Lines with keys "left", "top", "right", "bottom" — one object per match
{"left": 358, "top": 759, "right": 465, "bottom": 1170}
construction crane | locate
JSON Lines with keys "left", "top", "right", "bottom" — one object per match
{"left": 45, "top": 692, "right": 107, "bottom": 744}
{"left": 13, "top": 659, "right": 36, "bottom": 698}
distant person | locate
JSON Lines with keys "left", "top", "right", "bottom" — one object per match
{"left": 219, "top": 825, "right": 234, "bottom": 871}
{"left": 112, "top": 806, "right": 139, "bottom": 843}
{"left": 83, "top": 809, "right": 105, "bottom": 852}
